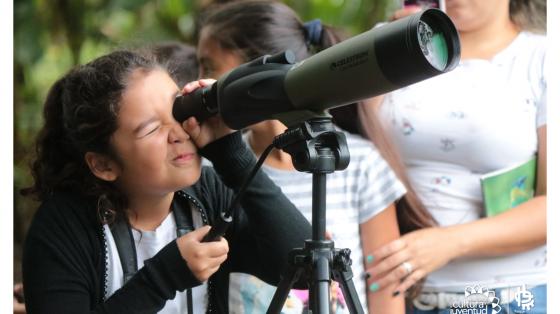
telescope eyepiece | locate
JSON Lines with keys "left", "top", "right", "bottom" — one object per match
{"left": 172, "top": 84, "right": 218, "bottom": 123}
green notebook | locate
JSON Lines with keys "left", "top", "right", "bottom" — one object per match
{"left": 480, "top": 156, "right": 537, "bottom": 217}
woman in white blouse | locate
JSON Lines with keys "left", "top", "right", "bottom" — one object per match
{"left": 361, "top": 0, "right": 547, "bottom": 313}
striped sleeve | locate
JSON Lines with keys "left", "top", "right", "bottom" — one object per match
{"left": 351, "top": 138, "right": 407, "bottom": 224}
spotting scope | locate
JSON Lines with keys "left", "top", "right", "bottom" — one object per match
{"left": 173, "top": 9, "right": 460, "bottom": 129}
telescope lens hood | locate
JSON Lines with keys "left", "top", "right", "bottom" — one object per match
{"left": 376, "top": 8, "right": 461, "bottom": 87}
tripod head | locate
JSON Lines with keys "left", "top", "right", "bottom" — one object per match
{"left": 273, "top": 118, "right": 350, "bottom": 173}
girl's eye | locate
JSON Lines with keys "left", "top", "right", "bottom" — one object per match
{"left": 143, "top": 126, "right": 160, "bottom": 137}
{"left": 149, "top": 126, "right": 160, "bottom": 134}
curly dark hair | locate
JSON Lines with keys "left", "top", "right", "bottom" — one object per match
{"left": 22, "top": 50, "right": 160, "bottom": 221}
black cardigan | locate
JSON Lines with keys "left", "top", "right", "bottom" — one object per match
{"left": 23, "top": 132, "right": 312, "bottom": 313}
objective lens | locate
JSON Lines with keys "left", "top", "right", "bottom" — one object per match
{"left": 417, "top": 20, "right": 448, "bottom": 71}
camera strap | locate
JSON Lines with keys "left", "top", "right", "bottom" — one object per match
{"left": 109, "top": 191, "right": 196, "bottom": 313}
{"left": 109, "top": 216, "right": 137, "bottom": 284}
{"left": 172, "top": 195, "right": 195, "bottom": 314}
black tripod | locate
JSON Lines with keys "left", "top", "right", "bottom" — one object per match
{"left": 200, "top": 117, "right": 365, "bottom": 313}
{"left": 266, "top": 118, "right": 364, "bottom": 314}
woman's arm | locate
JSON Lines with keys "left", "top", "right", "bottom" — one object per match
{"left": 536, "top": 126, "right": 547, "bottom": 196}
{"left": 361, "top": 204, "right": 404, "bottom": 314}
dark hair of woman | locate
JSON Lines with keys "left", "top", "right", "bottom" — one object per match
{"left": 21, "top": 50, "right": 160, "bottom": 222}
{"left": 510, "top": 0, "right": 546, "bottom": 33}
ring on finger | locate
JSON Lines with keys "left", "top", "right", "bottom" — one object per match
{"left": 401, "top": 261, "right": 413, "bottom": 275}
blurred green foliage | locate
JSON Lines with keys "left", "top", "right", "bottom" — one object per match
{"left": 13, "top": 0, "right": 397, "bottom": 263}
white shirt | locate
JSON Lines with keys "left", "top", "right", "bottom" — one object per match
{"left": 378, "top": 32, "right": 547, "bottom": 291}
{"left": 104, "top": 211, "right": 208, "bottom": 313}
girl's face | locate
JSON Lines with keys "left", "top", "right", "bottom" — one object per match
{"left": 197, "top": 28, "right": 278, "bottom": 134}
{"left": 197, "top": 27, "right": 244, "bottom": 79}
{"left": 445, "top": 0, "right": 510, "bottom": 32}
{"left": 109, "top": 68, "right": 201, "bottom": 198}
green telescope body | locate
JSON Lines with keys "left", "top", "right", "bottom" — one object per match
{"left": 173, "top": 9, "right": 460, "bottom": 129}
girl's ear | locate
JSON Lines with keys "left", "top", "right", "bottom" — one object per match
{"left": 84, "top": 152, "right": 121, "bottom": 182}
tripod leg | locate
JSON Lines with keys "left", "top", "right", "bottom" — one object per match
{"left": 332, "top": 269, "right": 364, "bottom": 314}
{"left": 309, "top": 251, "right": 331, "bottom": 314}
{"left": 332, "top": 249, "right": 364, "bottom": 314}
{"left": 267, "top": 263, "right": 304, "bottom": 314}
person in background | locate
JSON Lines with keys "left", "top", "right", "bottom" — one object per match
{"left": 360, "top": 0, "right": 547, "bottom": 313}
{"left": 196, "top": 1, "right": 437, "bottom": 312}
{"left": 151, "top": 41, "right": 199, "bottom": 87}
{"left": 21, "top": 49, "right": 311, "bottom": 313}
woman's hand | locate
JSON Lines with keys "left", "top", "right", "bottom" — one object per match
{"left": 176, "top": 225, "right": 229, "bottom": 282}
{"left": 181, "top": 79, "right": 235, "bottom": 149}
{"left": 365, "top": 227, "right": 460, "bottom": 296}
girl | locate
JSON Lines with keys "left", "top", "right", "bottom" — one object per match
{"left": 22, "top": 49, "right": 311, "bottom": 313}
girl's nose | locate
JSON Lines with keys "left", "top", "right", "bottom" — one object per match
{"left": 168, "top": 122, "right": 189, "bottom": 143}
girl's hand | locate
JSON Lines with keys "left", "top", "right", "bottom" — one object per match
{"left": 365, "top": 227, "right": 459, "bottom": 296}
{"left": 181, "top": 79, "right": 235, "bottom": 148}
{"left": 176, "top": 225, "right": 229, "bottom": 282}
